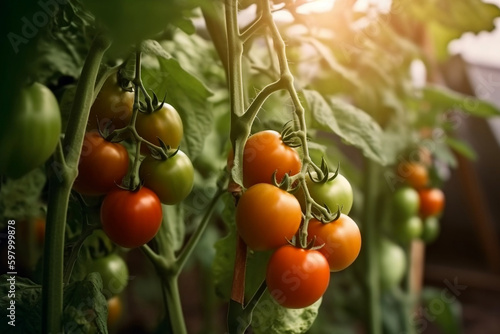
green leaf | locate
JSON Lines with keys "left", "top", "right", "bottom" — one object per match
{"left": 302, "top": 90, "right": 388, "bottom": 165}
{"left": 0, "top": 276, "right": 42, "bottom": 333}
{"left": 252, "top": 291, "right": 322, "bottom": 334}
{"left": 421, "top": 287, "right": 463, "bottom": 334}
{"left": 63, "top": 272, "right": 108, "bottom": 334}
{"left": 142, "top": 52, "right": 213, "bottom": 160}
{"left": 446, "top": 137, "right": 477, "bottom": 160}
{"left": 423, "top": 85, "right": 500, "bottom": 117}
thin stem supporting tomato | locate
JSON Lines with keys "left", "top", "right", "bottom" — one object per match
{"left": 42, "top": 34, "right": 111, "bottom": 334}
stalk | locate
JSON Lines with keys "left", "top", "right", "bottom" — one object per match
{"left": 42, "top": 35, "right": 110, "bottom": 334}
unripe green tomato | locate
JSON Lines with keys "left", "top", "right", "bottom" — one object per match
{"left": 378, "top": 238, "right": 406, "bottom": 290}
{"left": 421, "top": 216, "right": 440, "bottom": 244}
{"left": 296, "top": 172, "right": 353, "bottom": 215}
{"left": 392, "top": 186, "right": 420, "bottom": 220}
{"left": 139, "top": 150, "right": 194, "bottom": 205}
{"left": 394, "top": 216, "right": 423, "bottom": 243}
{"left": 0, "top": 83, "right": 61, "bottom": 178}
{"left": 87, "top": 253, "right": 129, "bottom": 299}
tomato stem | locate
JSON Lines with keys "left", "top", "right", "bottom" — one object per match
{"left": 42, "top": 34, "right": 111, "bottom": 334}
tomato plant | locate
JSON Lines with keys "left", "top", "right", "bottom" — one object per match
{"left": 421, "top": 216, "right": 440, "bottom": 243}
{"left": 236, "top": 183, "right": 302, "bottom": 251}
{"left": 307, "top": 215, "right": 361, "bottom": 272}
{"left": 266, "top": 245, "right": 330, "bottom": 309}
{"left": 86, "top": 253, "right": 129, "bottom": 298}
{"left": 88, "top": 73, "right": 134, "bottom": 131}
{"left": 242, "top": 130, "right": 301, "bottom": 188}
{"left": 100, "top": 187, "right": 163, "bottom": 248}
{"left": 136, "top": 103, "right": 183, "bottom": 151}
{"left": 418, "top": 188, "right": 445, "bottom": 218}
{"left": 394, "top": 216, "right": 423, "bottom": 243}
{"left": 296, "top": 172, "right": 353, "bottom": 215}
{"left": 139, "top": 150, "right": 194, "bottom": 205}
{"left": 397, "top": 162, "right": 429, "bottom": 189}
{"left": 0, "top": 82, "right": 61, "bottom": 179}
{"left": 72, "top": 131, "right": 130, "bottom": 196}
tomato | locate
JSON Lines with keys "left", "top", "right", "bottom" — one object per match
{"left": 242, "top": 130, "right": 301, "bottom": 188}
{"left": 296, "top": 172, "right": 353, "bottom": 215}
{"left": 87, "top": 253, "right": 129, "bottom": 298}
{"left": 73, "top": 131, "right": 130, "bottom": 196}
{"left": 266, "top": 245, "right": 330, "bottom": 308}
{"left": 236, "top": 183, "right": 302, "bottom": 251}
{"left": 378, "top": 238, "right": 406, "bottom": 290}
{"left": 418, "top": 188, "right": 445, "bottom": 218}
{"left": 101, "top": 187, "right": 163, "bottom": 248}
{"left": 391, "top": 186, "right": 420, "bottom": 220}
{"left": 0, "top": 82, "right": 61, "bottom": 179}
{"left": 421, "top": 216, "right": 440, "bottom": 243}
{"left": 107, "top": 295, "right": 122, "bottom": 327}
{"left": 88, "top": 73, "right": 134, "bottom": 131}
{"left": 307, "top": 215, "right": 361, "bottom": 272}
{"left": 139, "top": 150, "right": 194, "bottom": 205}
{"left": 397, "top": 161, "right": 429, "bottom": 189}
{"left": 136, "top": 103, "right": 183, "bottom": 151}
{"left": 394, "top": 216, "right": 423, "bottom": 243}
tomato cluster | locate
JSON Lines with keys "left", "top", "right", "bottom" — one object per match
{"left": 72, "top": 73, "right": 194, "bottom": 249}
{"left": 392, "top": 161, "right": 445, "bottom": 244}
{"left": 234, "top": 130, "right": 360, "bottom": 309}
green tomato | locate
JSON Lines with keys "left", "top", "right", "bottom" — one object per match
{"left": 139, "top": 150, "right": 194, "bottom": 205}
{"left": 0, "top": 83, "right": 61, "bottom": 178}
{"left": 392, "top": 186, "right": 420, "bottom": 220}
{"left": 87, "top": 253, "right": 129, "bottom": 299}
{"left": 421, "top": 216, "right": 440, "bottom": 244}
{"left": 296, "top": 172, "right": 353, "bottom": 215}
{"left": 394, "top": 216, "right": 423, "bottom": 244}
{"left": 378, "top": 238, "right": 406, "bottom": 290}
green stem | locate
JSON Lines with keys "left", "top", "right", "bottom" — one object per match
{"left": 42, "top": 35, "right": 110, "bottom": 334}
{"left": 403, "top": 243, "right": 416, "bottom": 334}
{"left": 162, "top": 275, "right": 187, "bottom": 334}
{"left": 361, "top": 158, "right": 382, "bottom": 334}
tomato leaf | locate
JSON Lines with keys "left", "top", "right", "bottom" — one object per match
{"left": 302, "top": 90, "right": 388, "bottom": 165}
{"left": 252, "top": 291, "right": 321, "bottom": 334}
{"left": 423, "top": 85, "right": 500, "bottom": 118}
{"left": 445, "top": 137, "right": 477, "bottom": 160}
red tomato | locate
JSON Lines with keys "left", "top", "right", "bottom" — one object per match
{"left": 307, "top": 215, "right": 361, "bottom": 272}
{"left": 88, "top": 73, "right": 134, "bottom": 131}
{"left": 397, "top": 161, "right": 429, "bottom": 189}
{"left": 266, "top": 245, "right": 330, "bottom": 308}
{"left": 73, "top": 131, "right": 129, "bottom": 196}
{"left": 236, "top": 183, "right": 302, "bottom": 251}
{"left": 418, "top": 188, "right": 445, "bottom": 218}
{"left": 242, "top": 130, "right": 301, "bottom": 188}
{"left": 100, "top": 187, "right": 163, "bottom": 248}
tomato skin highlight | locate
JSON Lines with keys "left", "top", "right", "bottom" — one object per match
{"left": 242, "top": 130, "right": 301, "bottom": 188}
{"left": 0, "top": 82, "right": 61, "bottom": 179}
{"left": 378, "top": 238, "right": 406, "bottom": 290}
{"left": 266, "top": 245, "right": 330, "bottom": 309}
{"left": 296, "top": 172, "right": 354, "bottom": 215}
{"left": 418, "top": 188, "right": 445, "bottom": 218}
{"left": 88, "top": 73, "right": 134, "bottom": 131}
{"left": 139, "top": 150, "right": 194, "bottom": 205}
{"left": 307, "top": 215, "right": 361, "bottom": 272}
{"left": 136, "top": 103, "right": 183, "bottom": 151}
{"left": 73, "top": 131, "right": 130, "bottom": 196}
{"left": 236, "top": 183, "right": 302, "bottom": 251}
{"left": 100, "top": 187, "right": 163, "bottom": 248}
